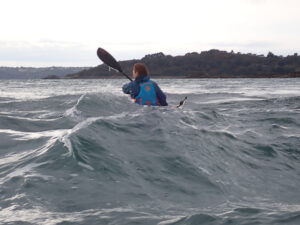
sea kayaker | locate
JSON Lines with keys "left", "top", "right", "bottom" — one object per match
{"left": 122, "top": 63, "right": 168, "bottom": 106}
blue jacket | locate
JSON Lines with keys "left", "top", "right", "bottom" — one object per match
{"left": 122, "top": 76, "right": 168, "bottom": 106}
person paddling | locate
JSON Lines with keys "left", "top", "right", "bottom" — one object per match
{"left": 122, "top": 63, "right": 168, "bottom": 106}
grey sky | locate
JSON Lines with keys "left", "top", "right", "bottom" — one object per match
{"left": 0, "top": 0, "right": 299, "bottom": 66}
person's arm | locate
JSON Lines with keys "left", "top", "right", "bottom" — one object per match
{"left": 153, "top": 82, "right": 168, "bottom": 106}
{"left": 122, "top": 82, "right": 132, "bottom": 94}
{"left": 122, "top": 81, "right": 140, "bottom": 98}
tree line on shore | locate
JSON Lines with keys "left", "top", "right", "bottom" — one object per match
{"left": 66, "top": 49, "right": 300, "bottom": 78}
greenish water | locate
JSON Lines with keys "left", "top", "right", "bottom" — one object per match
{"left": 0, "top": 79, "right": 299, "bottom": 225}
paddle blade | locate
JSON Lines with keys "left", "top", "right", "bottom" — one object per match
{"left": 97, "top": 48, "right": 122, "bottom": 72}
{"left": 176, "top": 96, "right": 187, "bottom": 108}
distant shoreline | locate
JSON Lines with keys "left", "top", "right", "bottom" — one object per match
{"left": 2, "top": 49, "right": 300, "bottom": 79}
{"left": 65, "top": 49, "right": 300, "bottom": 79}
{"left": 58, "top": 73, "right": 300, "bottom": 79}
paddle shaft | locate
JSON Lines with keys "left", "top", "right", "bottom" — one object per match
{"left": 121, "top": 71, "right": 133, "bottom": 81}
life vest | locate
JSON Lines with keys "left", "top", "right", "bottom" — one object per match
{"left": 135, "top": 81, "right": 159, "bottom": 106}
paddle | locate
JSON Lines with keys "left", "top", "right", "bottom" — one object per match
{"left": 97, "top": 48, "right": 132, "bottom": 81}
{"left": 176, "top": 96, "right": 187, "bottom": 108}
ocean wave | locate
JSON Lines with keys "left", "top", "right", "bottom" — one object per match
{"left": 1, "top": 79, "right": 300, "bottom": 224}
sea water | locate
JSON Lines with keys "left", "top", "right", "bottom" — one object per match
{"left": 0, "top": 79, "right": 299, "bottom": 225}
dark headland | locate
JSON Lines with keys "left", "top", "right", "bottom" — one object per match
{"left": 65, "top": 50, "right": 300, "bottom": 79}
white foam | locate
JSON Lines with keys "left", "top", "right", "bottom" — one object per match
{"left": 77, "top": 161, "right": 94, "bottom": 171}
{"left": 0, "top": 161, "right": 50, "bottom": 185}
{"left": 0, "top": 128, "right": 68, "bottom": 141}
{"left": 64, "top": 94, "right": 85, "bottom": 117}
{"left": 158, "top": 216, "right": 185, "bottom": 225}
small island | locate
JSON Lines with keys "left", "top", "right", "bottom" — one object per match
{"left": 43, "top": 75, "right": 61, "bottom": 79}
{"left": 65, "top": 49, "right": 300, "bottom": 79}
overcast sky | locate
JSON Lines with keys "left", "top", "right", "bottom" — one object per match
{"left": 0, "top": 0, "right": 299, "bottom": 67}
